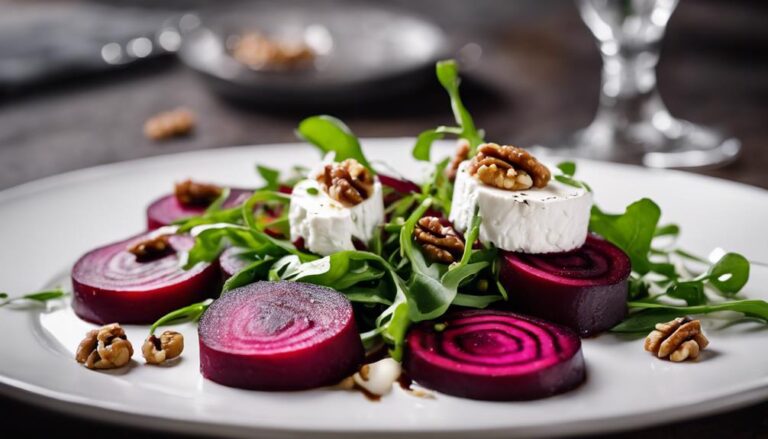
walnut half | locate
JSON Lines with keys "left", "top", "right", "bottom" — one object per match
{"left": 142, "top": 330, "right": 184, "bottom": 365}
{"left": 127, "top": 235, "right": 174, "bottom": 262}
{"left": 413, "top": 216, "right": 465, "bottom": 264}
{"left": 644, "top": 317, "right": 709, "bottom": 362}
{"left": 316, "top": 159, "right": 374, "bottom": 207}
{"left": 468, "top": 143, "right": 551, "bottom": 191}
{"left": 75, "top": 323, "right": 134, "bottom": 370}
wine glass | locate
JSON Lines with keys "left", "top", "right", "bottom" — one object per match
{"left": 552, "top": 0, "right": 740, "bottom": 168}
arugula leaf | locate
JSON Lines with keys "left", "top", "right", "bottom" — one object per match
{"left": 589, "top": 198, "right": 661, "bottom": 275}
{"left": 412, "top": 60, "right": 484, "bottom": 161}
{"left": 222, "top": 257, "right": 275, "bottom": 292}
{"left": 435, "top": 60, "right": 483, "bottom": 148}
{"left": 612, "top": 299, "right": 768, "bottom": 333}
{"left": 704, "top": 252, "right": 750, "bottom": 296}
{"left": 666, "top": 281, "right": 706, "bottom": 306}
{"left": 453, "top": 293, "right": 503, "bottom": 308}
{"left": 149, "top": 299, "right": 212, "bottom": 335}
{"left": 654, "top": 223, "right": 680, "bottom": 238}
{"left": 413, "top": 126, "right": 463, "bottom": 162}
{"left": 0, "top": 289, "right": 67, "bottom": 307}
{"left": 556, "top": 161, "right": 576, "bottom": 176}
{"left": 256, "top": 165, "right": 281, "bottom": 191}
{"left": 296, "top": 115, "right": 374, "bottom": 173}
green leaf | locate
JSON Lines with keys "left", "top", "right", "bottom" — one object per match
{"left": 589, "top": 198, "right": 661, "bottom": 275}
{"left": 434, "top": 60, "right": 483, "bottom": 149}
{"left": 654, "top": 224, "right": 680, "bottom": 238}
{"left": 613, "top": 299, "right": 768, "bottom": 333}
{"left": 705, "top": 252, "right": 750, "bottom": 296}
{"left": 0, "top": 289, "right": 68, "bottom": 307}
{"left": 296, "top": 115, "right": 373, "bottom": 173}
{"left": 204, "top": 187, "right": 231, "bottom": 215}
{"left": 554, "top": 175, "right": 585, "bottom": 189}
{"left": 611, "top": 308, "right": 688, "bottom": 333}
{"left": 453, "top": 293, "right": 503, "bottom": 308}
{"left": 556, "top": 161, "right": 576, "bottom": 176}
{"left": 666, "top": 281, "right": 706, "bottom": 306}
{"left": 222, "top": 257, "right": 274, "bottom": 292}
{"left": 149, "top": 299, "right": 212, "bottom": 335}
{"left": 256, "top": 165, "right": 281, "bottom": 191}
{"left": 412, "top": 126, "right": 463, "bottom": 162}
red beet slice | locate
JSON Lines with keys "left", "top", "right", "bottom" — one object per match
{"left": 500, "top": 234, "right": 631, "bottom": 336}
{"left": 404, "top": 310, "right": 585, "bottom": 401}
{"left": 146, "top": 188, "right": 252, "bottom": 229}
{"left": 219, "top": 247, "right": 252, "bottom": 280}
{"left": 71, "top": 233, "right": 220, "bottom": 324}
{"left": 379, "top": 174, "right": 421, "bottom": 194}
{"left": 198, "top": 281, "right": 364, "bottom": 390}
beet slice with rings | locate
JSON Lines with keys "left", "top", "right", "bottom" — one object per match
{"left": 499, "top": 234, "right": 631, "bottom": 336}
{"left": 72, "top": 233, "right": 220, "bottom": 324}
{"left": 404, "top": 310, "right": 585, "bottom": 401}
{"left": 146, "top": 188, "right": 252, "bottom": 229}
{"left": 198, "top": 281, "right": 364, "bottom": 390}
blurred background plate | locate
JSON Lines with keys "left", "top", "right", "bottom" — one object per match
{"left": 178, "top": 1, "right": 450, "bottom": 107}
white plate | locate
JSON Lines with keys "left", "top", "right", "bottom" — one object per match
{"left": 1, "top": 139, "right": 767, "bottom": 438}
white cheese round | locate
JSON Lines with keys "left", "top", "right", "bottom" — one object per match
{"left": 289, "top": 178, "right": 384, "bottom": 256}
{"left": 449, "top": 161, "right": 592, "bottom": 253}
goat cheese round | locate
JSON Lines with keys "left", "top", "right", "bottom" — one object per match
{"left": 449, "top": 161, "right": 592, "bottom": 253}
{"left": 289, "top": 178, "right": 384, "bottom": 256}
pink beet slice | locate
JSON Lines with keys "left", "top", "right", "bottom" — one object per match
{"left": 146, "top": 188, "right": 252, "bottom": 229}
{"left": 404, "top": 310, "right": 585, "bottom": 401}
{"left": 500, "top": 234, "right": 631, "bottom": 336}
{"left": 72, "top": 233, "right": 220, "bottom": 324}
{"left": 198, "top": 281, "right": 364, "bottom": 390}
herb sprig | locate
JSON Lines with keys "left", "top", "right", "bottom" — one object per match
{"left": 0, "top": 289, "right": 68, "bottom": 308}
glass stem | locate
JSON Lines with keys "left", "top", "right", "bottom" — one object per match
{"left": 598, "top": 43, "right": 664, "bottom": 129}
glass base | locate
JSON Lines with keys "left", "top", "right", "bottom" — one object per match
{"left": 542, "top": 112, "right": 741, "bottom": 169}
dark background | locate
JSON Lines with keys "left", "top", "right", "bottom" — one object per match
{"left": 1, "top": 0, "right": 767, "bottom": 437}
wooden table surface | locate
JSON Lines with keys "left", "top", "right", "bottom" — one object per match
{"left": 1, "top": 0, "right": 767, "bottom": 437}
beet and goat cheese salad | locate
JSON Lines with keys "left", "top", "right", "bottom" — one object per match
{"left": 4, "top": 59, "right": 764, "bottom": 402}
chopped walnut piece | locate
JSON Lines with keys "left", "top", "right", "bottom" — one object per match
{"left": 468, "top": 143, "right": 551, "bottom": 190}
{"left": 142, "top": 330, "right": 184, "bottom": 365}
{"left": 231, "top": 32, "right": 315, "bottom": 71}
{"left": 174, "top": 179, "right": 223, "bottom": 207}
{"left": 127, "top": 235, "right": 174, "bottom": 262}
{"left": 144, "top": 108, "right": 195, "bottom": 140}
{"left": 446, "top": 139, "right": 471, "bottom": 181}
{"left": 644, "top": 317, "right": 709, "bottom": 362}
{"left": 76, "top": 323, "right": 133, "bottom": 370}
{"left": 413, "top": 216, "right": 465, "bottom": 264}
{"left": 316, "top": 159, "right": 374, "bottom": 207}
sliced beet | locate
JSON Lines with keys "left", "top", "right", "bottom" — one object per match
{"left": 198, "top": 281, "right": 364, "bottom": 390}
{"left": 404, "top": 310, "right": 585, "bottom": 401}
{"left": 500, "top": 234, "right": 631, "bottom": 336}
{"left": 146, "top": 188, "right": 252, "bottom": 229}
{"left": 379, "top": 174, "right": 421, "bottom": 194}
{"left": 72, "top": 233, "right": 220, "bottom": 324}
{"left": 219, "top": 247, "right": 252, "bottom": 280}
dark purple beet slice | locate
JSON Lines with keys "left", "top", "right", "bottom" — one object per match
{"left": 404, "top": 310, "right": 585, "bottom": 401}
{"left": 379, "top": 174, "right": 420, "bottom": 194}
{"left": 72, "top": 233, "right": 220, "bottom": 324}
{"left": 198, "top": 281, "right": 364, "bottom": 390}
{"left": 499, "top": 234, "right": 631, "bottom": 336}
{"left": 146, "top": 188, "right": 252, "bottom": 229}
{"left": 219, "top": 247, "right": 252, "bottom": 280}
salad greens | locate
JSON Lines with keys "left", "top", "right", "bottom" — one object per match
{"left": 140, "top": 58, "right": 764, "bottom": 351}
